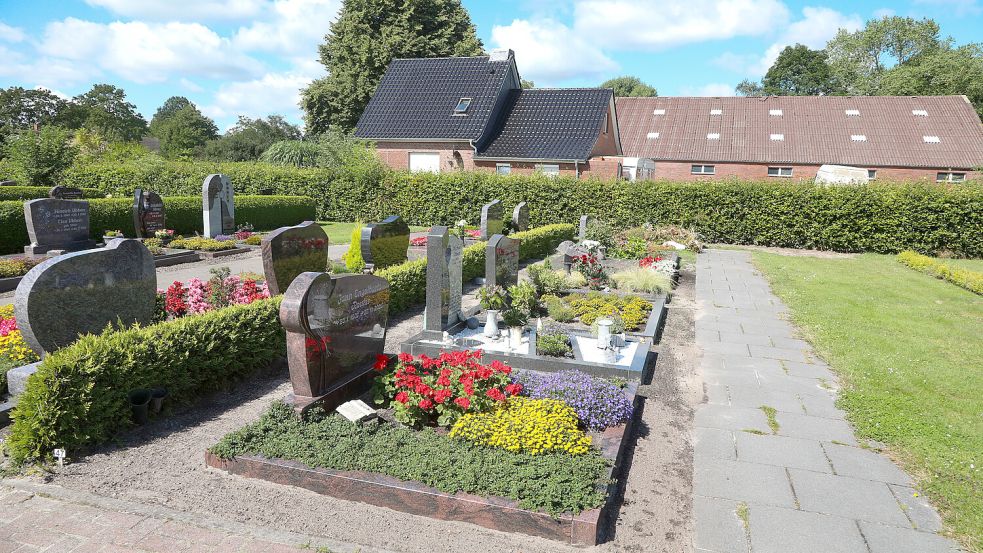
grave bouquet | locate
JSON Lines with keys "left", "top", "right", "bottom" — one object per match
{"left": 572, "top": 254, "right": 608, "bottom": 290}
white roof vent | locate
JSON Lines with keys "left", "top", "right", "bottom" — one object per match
{"left": 770, "top": 134, "right": 784, "bottom": 141}
{"left": 851, "top": 135, "right": 867, "bottom": 142}
{"left": 923, "top": 135, "right": 941, "bottom": 143}
{"left": 845, "top": 109, "right": 860, "bottom": 116}
{"left": 707, "top": 133, "right": 720, "bottom": 140}
{"left": 646, "top": 132, "right": 659, "bottom": 139}
{"left": 912, "top": 109, "right": 928, "bottom": 116}
{"left": 710, "top": 109, "right": 722, "bottom": 115}
{"left": 653, "top": 109, "right": 666, "bottom": 115}
{"left": 769, "top": 109, "right": 783, "bottom": 116}
{"left": 488, "top": 48, "right": 512, "bottom": 62}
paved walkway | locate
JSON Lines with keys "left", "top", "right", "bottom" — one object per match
{"left": 692, "top": 249, "right": 962, "bottom": 553}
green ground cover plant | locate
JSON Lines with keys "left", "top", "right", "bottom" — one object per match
{"left": 752, "top": 252, "right": 983, "bottom": 551}
{"left": 168, "top": 237, "right": 236, "bottom": 251}
{"left": 210, "top": 400, "right": 609, "bottom": 516}
{"left": 896, "top": 251, "right": 983, "bottom": 295}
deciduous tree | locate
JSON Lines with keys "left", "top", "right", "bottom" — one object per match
{"left": 599, "top": 76, "right": 657, "bottom": 97}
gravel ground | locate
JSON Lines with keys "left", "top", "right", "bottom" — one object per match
{"left": 15, "top": 264, "right": 702, "bottom": 552}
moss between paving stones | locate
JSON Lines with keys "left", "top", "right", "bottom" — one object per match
{"left": 210, "top": 401, "right": 610, "bottom": 516}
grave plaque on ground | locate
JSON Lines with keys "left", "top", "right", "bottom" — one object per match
{"left": 131, "top": 189, "right": 166, "bottom": 238}
{"left": 202, "top": 174, "right": 235, "bottom": 238}
{"left": 49, "top": 186, "right": 84, "bottom": 200}
{"left": 512, "top": 202, "right": 529, "bottom": 232}
{"left": 480, "top": 199, "right": 504, "bottom": 239}
{"left": 424, "top": 226, "right": 463, "bottom": 333}
{"left": 261, "top": 221, "right": 329, "bottom": 295}
{"left": 14, "top": 239, "right": 156, "bottom": 354}
{"left": 486, "top": 234, "right": 520, "bottom": 289}
{"left": 578, "top": 215, "right": 591, "bottom": 241}
{"left": 360, "top": 215, "right": 410, "bottom": 270}
{"left": 23, "top": 198, "right": 97, "bottom": 254}
{"left": 280, "top": 272, "right": 390, "bottom": 413}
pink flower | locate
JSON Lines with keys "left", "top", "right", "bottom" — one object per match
{"left": 186, "top": 278, "right": 211, "bottom": 314}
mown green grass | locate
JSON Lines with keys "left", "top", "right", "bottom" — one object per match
{"left": 936, "top": 257, "right": 983, "bottom": 273}
{"left": 752, "top": 252, "right": 982, "bottom": 551}
{"left": 317, "top": 221, "right": 428, "bottom": 245}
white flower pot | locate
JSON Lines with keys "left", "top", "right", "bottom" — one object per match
{"left": 483, "top": 310, "right": 500, "bottom": 338}
{"left": 509, "top": 327, "right": 523, "bottom": 350}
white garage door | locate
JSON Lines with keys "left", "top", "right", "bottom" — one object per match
{"left": 409, "top": 152, "right": 441, "bottom": 173}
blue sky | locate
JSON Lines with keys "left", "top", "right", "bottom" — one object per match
{"left": 0, "top": 0, "right": 980, "bottom": 131}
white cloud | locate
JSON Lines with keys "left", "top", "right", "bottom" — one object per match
{"left": 679, "top": 83, "right": 735, "bottom": 97}
{"left": 234, "top": 0, "right": 340, "bottom": 55}
{"left": 0, "top": 20, "right": 26, "bottom": 42}
{"left": 37, "top": 18, "right": 262, "bottom": 84}
{"left": 179, "top": 78, "right": 205, "bottom": 92}
{"left": 201, "top": 70, "right": 318, "bottom": 123}
{"left": 84, "top": 0, "right": 266, "bottom": 20}
{"left": 490, "top": 19, "right": 618, "bottom": 83}
{"left": 574, "top": 0, "right": 790, "bottom": 50}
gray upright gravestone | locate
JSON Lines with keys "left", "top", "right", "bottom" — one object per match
{"left": 512, "top": 201, "right": 529, "bottom": 232}
{"left": 480, "top": 199, "right": 504, "bottom": 239}
{"left": 49, "top": 186, "right": 84, "bottom": 200}
{"left": 485, "top": 234, "right": 521, "bottom": 289}
{"left": 360, "top": 215, "right": 410, "bottom": 270}
{"left": 578, "top": 215, "right": 591, "bottom": 241}
{"left": 15, "top": 239, "right": 156, "bottom": 354}
{"left": 261, "top": 221, "right": 330, "bottom": 296}
{"left": 23, "top": 198, "right": 97, "bottom": 254}
{"left": 280, "top": 272, "right": 390, "bottom": 414}
{"left": 202, "top": 174, "right": 235, "bottom": 238}
{"left": 132, "top": 189, "right": 166, "bottom": 238}
{"left": 424, "top": 226, "right": 463, "bottom": 334}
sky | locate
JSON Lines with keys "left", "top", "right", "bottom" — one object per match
{"left": 0, "top": 0, "right": 981, "bottom": 131}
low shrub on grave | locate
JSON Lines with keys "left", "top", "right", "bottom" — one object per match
{"left": 516, "top": 370, "right": 633, "bottom": 431}
{"left": 0, "top": 305, "right": 40, "bottom": 395}
{"left": 0, "top": 257, "right": 41, "bottom": 278}
{"left": 342, "top": 223, "right": 365, "bottom": 272}
{"left": 896, "top": 251, "right": 983, "bottom": 295}
{"left": 450, "top": 397, "right": 592, "bottom": 455}
{"left": 536, "top": 331, "right": 573, "bottom": 358}
{"left": 168, "top": 237, "right": 236, "bottom": 251}
{"left": 6, "top": 297, "right": 285, "bottom": 464}
{"left": 0, "top": 186, "right": 103, "bottom": 201}
{"left": 566, "top": 292, "right": 653, "bottom": 330}
{"left": 209, "top": 400, "right": 609, "bottom": 515}
{"left": 610, "top": 267, "right": 672, "bottom": 295}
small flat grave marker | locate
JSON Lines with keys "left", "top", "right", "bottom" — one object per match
{"left": 480, "top": 200, "right": 504, "bottom": 239}
{"left": 202, "top": 174, "right": 235, "bottom": 238}
{"left": 336, "top": 399, "right": 377, "bottom": 422}
{"left": 486, "top": 234, "right": 520, "bottom": 289}
{"left": 23, "top": 198, "right": 96, "bottom": 255}
{"left": 424, "top": 226, "right": 463, "bottom": 333}
{"left": 261, "top": 221, "right": 329, "bottom": 296}
{"left": 512, "top": 201, "right": 529, "bottom": 232}
{"left": 360, "top": 215, "right": 410, "bottom": 270}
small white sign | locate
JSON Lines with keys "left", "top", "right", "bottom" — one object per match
{"left": 53, "top": 448, "right": 66, "bottom": 466}
{"left": 336, "top": 400, "right": 377, "bottom": 422}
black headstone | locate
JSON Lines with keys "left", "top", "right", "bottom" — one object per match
{"left": 261, "top": 221, "right": 330, "bottom": 296}
{"left": 512, "top": 201, "right": 530, "bottom": 232}
{"left": 480, "top": 199, "right": 504, "bottom": 240}
{"left": 202, "top": 174, "right": 235, "bottom": 237}
{"left": 132, "top": 189, "right": 166, "bottom": 238}
{"left": 485, "top": 234, "right": 520, "bottom": 289}
{"left": 49, "top": 186, "right": 84, "bottom": 200}
{"left": 424, "top": 226, "right": 463, "bottom": 333}
{"left": 360, "top": 215, "right": 411, "bottom": 270}
{"left": 23, "top": 198, "right": 97, "bottom": 255}
{"left": 0, "top": 180, "right": 17, "bottom": 186}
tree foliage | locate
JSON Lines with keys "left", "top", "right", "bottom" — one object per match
{"left": 878, "top": 45, "right": 983, "bottom": 119}
{"left": 149, "top": 97, "right": 218, "bottom": 159}
{"left": 1, "top": 126, "right": 78, "bottom": 186}
{"left": 301, "top": 0, "right": 484, "bottom": 134}
{"left": 201, "top": 115, "right": 301, "bottom": 161}
{"left": 735, "top": 79, "right": 764, "bottom": 97}
{"left": 69, "top": 84, "right": 148, "bottom": 142}
{"left": 599, "top": 76, "right": 657, "bottom": 97}
{"left": 761, "top": 45, "right": 838, "bottom": 96}
{"left": 0, "top": 87, "right": 68, "bottom": 129}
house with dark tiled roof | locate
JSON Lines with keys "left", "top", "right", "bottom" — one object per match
{"left": 616, "top": 96, "right": 983, "bottom": 182}
{"left": 354, "top": 50, "right": 623, "bottom": 178}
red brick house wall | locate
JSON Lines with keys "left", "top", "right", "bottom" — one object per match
{"left": 374, "top": 141, "right": 475, "bottom": 172}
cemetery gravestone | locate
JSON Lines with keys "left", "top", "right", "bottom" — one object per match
{"left": 486, "top": 234, "right": 520, "bottom": 289}
{"left": 280, "top": 272, "right": 390, "bottom": 413}
{"left": 23, "top": 198, "right": 97, "bottom": 254}
{"left": 1, "top": 180, "right": 18, "bottom": 186}
{"left": 360, "top": 215, "right": 410, "bottom": 270}
{"left": 579, "top": 215, "right": 591, "bottom": 241}
{"left": 49, "top": 186, "right": 84, "bottom": 200}
{"left": 424, "top": 226, "right": 463, "bottom": 333}
{"left": 261, "top": 221, "right": 330, "bottom": 295}
{"left": 480, "top": 200, "right": 504, "bottom": 239}
{"left": 512, "top": 202, "right": 529, "bottom": 232}
{"left": 132, "top": 189, "right": 166, "bottom": 238}
{"left": 202, "top": 174, "right": 235, "bottom": 238}
{"left": 14, "top": 239, "right": 156, "bottom": 354}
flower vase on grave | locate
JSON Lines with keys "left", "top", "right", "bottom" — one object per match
{"left": 596, "top": 318, "right": 614, "bottom": 349}
{"left": 483, "top": 310, "right": 500, "bottom": 338}
{"left": 509, "top": 326, "right": 523, "bottom": 351}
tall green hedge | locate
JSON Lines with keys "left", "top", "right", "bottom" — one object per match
{"left": 63, "top": 159, "right": 983, "bottom": 256}
{"left": 0, "top": 195, "right": 315, "bottom": 254}
{"left": 0, "top": 186, "right": 104, "bottom": 201}
{"left": 7, "top": 298, "right": 285, "bottom": 463}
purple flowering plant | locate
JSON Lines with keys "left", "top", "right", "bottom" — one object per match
{"left": 515, "top": 370, "right": 633, "bottom": 430}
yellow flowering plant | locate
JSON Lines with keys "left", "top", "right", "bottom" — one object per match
{"left": 450, "top": 397, "right": 592, "bottom": 455}
{"left": 1, "top": 305, "right": 40, "bottom": 394}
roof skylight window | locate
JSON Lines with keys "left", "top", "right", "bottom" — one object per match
{"left": 769, "top": 109, "right": 783, "bottom": 116}
{"left": 707, "top": 133, "right": 720, "bottom": 140}
{"left": 923, "top": 135, "right": 941, "bottom": 143}
{"left": 653, "top": 109, "right": 666, "bottom": 115}
{"left": 453, "top": 97, "right": 472, "bottom": 114}
{"left": 851, "top": 135, "right": 867, "bottom": 142}
{"left": 912, "top": 109, "right": 928, "bottom": 116}
{"left": 845, "top": 109, "right": 860, "bottom": 116}
{"left": 646, "top": 132, "right": 659, "bottom": 139}
{"left": 770, "top": 134, "right": 784, "bottom": 141}
{"left": 710, "top": 109, "right": 722, "bottom": 115}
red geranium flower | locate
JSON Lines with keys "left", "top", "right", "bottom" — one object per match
{"left": 397, "top": 352, "right": 414, "bottom": 364}
{"left": 486, "top": 388, "right": 506, "bottom": 402}
{"left": 454, "top": 397, "right": 470, "bottom": 410}
{"left": 373, "top": 354, "right": 389, "bottom": 371}
{"left": 394, "top": 391, "right": 409, "bottom": 404}
{"left": 418, "top": 398, "right": 434, "bottom": 410}
{"left": 505, "top": 383, "right": 523, "bottom": 396}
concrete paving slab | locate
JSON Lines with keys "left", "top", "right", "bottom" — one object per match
{"left": 823, "top": 443, "right": 913, "bottom": 486}
{"left": 718, "top": 331, "right": 773, "bottom": 346}
{"left": 735, "top": 433, "right": 832, "bottom": 473}
{"left": 694, "top": 458, "right": 796, "bottom": 507}
{"left": 888, "top": 485, "right": 943, "bottom": 533}
{"left": 702, "top": 368, "right": 760, "bottom": 389}
{"left": 695, "top": 405, "right": 771, "bottom": 432}
{"left": 693, "top": 496, "right": 748, "bottom": 553}
{"left": 726, "top": 385, "right": 804, "bottom": 414}
{"left": 860, "top": 522, "right": 963, "bottom": 553}
{"left": 748, "top": 344, "right": 812, "bottom": 363}
{"left": 775, "top": 412, "right": 858, "bottom": 445}
{"left": 781, "top": 360, "right": 835, "bottom": 379}
{"left": 703, "top": 341, "right": 751, "bottom": 356}
{"left": 753, "top": 371, "right": 831, "bottom": 398}
{"left": 695, "top": 427, "right": 737, "bottom": 461}
{"left": 798, "top": 393, "right": 846, "bottom": 419}
{"left": 748, "top": 505, "right": 866, "bottom": 553}
{"left": 789, "top": 469, "right": 910, "bottom": 527}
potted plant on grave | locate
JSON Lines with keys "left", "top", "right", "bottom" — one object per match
{"left": 103, "top": 229, "right": 124, "bottom": 243}
{"left": 154, "top": 229, "right": 175, "bottom": 245}
{"left": 477, "top": 285, "right": 506, "bottom": 338}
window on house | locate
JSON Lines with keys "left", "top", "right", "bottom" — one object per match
{"left": 706, "top": 133, "right": 720, "bottom": 140}
{"left": 937, "top": 172, "right": 966, "bottom": 182}
{"left": 867, "top": 169, "right": 877, "bottom": 180}
{"left": 536, "top": 164, "right": 560, "bottom": 177}
{"left": 603, "top": 115, "right": 609, "bottom": 134}
{"left": 496, "top": 163, "right": 511, "bottom": 175}
{"left": 453, "top": 97, "right": 472, "bottom": 115}
{"left": 923, "top": 136, "right": 941, "bottom": 143}
{"left": 691, "top": 165, "right": 715, "bottom": 175}
{"left": 768, "top": 166, "right": 793, "bottom": 177}
{"left": 769, "top": 109, "right": 783, "bottom": 116}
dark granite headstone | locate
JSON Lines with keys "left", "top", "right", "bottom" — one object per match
{"left": 512, "top": 202, "right": 530, "bottom": 232}
{"left": 261, "top": 221, "right": 329, "bottom": 296}
{"left": 579, "top": 215, "right": 591, "bottom": 241}
{"left": 424, "top": 226, "right": 463, "bottom": 333}
{"left": 132, "top": 189, "right": 166, "bottom": 238}
{"left": 23, "top": 198, "right": 97, "bottom": 255}
{"left": 259, "top": 188, "right": 274, "bottom": 195}
{"left": 360, "top": 215, "right": 410, "bottom": 270}
{"left": 202, "top": 174, "right": 235, "bottom": 238}
{"left": 0, "top": 180, "right": 17, "bottom": 186}
{"left": 480, "top": 199, "right": 504, "bottom": 239}
{"left": 485, "top": 234, "right": 520, "bottom": 289}
{"left": 280, "top": 272, "right": 390, "bottom": 413}
{"left": 49, "top": 186, "right": 84, "bottom": 200}
{"left": 14, "top": 239, "right": 156, "bottom": 354}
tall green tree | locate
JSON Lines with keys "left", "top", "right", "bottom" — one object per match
{"left": 761, "top": 44, "right": 840, "bottom": 95}
{"left": 301, "top": 0, "right": 484, "bottom": 134}
{"left": 735, "top": 79, "right": 764, "bottom": 96}
{"left": 1, "top": 126, "right": 78, "bottom": 186}
{"left": 201, "top": 115, "right": 302, "bottom": 161}
{"left": 0, "top": 87, "right": 68, "bottom": 129}
{"left": 878, "top": 44, "right": 983, "bottom": 119}
{"left": 70, "top": 84, "right": 148, "bottom": 142}
{"left": 153, "top": 104, "right": 219, "bottom": 159}
{"left": 599, "top": 76, "right": 657, "bottom": 97}
{"left": 150, "top": 96, "right": 194, "bottom": 130}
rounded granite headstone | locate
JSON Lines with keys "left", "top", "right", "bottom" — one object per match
{"left": 261, "top": 221, "right": 330, "bottom": 296}
{"left": 360, "top": 215, "right": 411, "bottom": 269}
{"left": 480, "top": 200, "right": 504, "bottom": 240}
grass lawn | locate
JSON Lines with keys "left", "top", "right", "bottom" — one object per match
{"left": 934, "top": 257, "right": 983, "bottom": 273}
{"left": 318, "top": 221, "right": 429, "bottom": 245}
{"left": 752, "top": 252, "right": 982, "bottom": 551}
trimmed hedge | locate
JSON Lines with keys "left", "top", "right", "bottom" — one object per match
{"left": 896, "top": 251, "right": 983, "bottom": 295}
{"left": 0, "top": 186, "right": 104, "bottom": 201}
{"left": 7, "top": 298, "right": 285, "bottom": 463}
{"left": 0, "top": 195, "right": 315, "bottom": 254}
{"left": 64, "top": 159, "right": 983, "bottom": 256}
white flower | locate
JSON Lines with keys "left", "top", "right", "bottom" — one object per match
{"left": 456, "top": 219, "right": 467, "bottom": 227}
